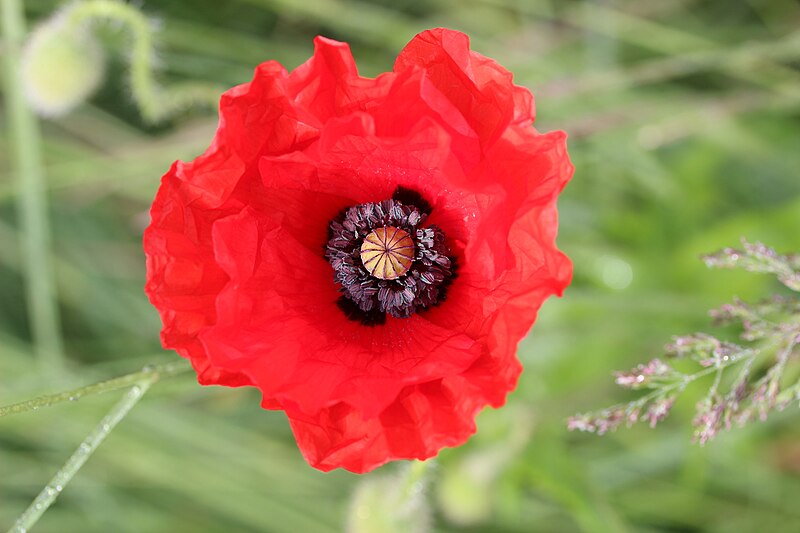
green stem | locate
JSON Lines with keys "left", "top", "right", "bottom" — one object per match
{"left": 7, "top": 380, "right": 154, "bottom": 533}
{"left": 1, "top": 0, "right": 65, "bottom": 376}
{"left": 766, "top": 334, "right": 799, "bottom": 405}
{"left": 401, "top": 460, "right": 431, "bottom": 499}
{"left": 0, "top": 359, "right": 192, "bottom": 418}
{"left": 63, "top": 0, "right": 221, "bottom": 123}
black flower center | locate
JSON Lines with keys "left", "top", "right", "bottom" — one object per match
{"left": 325, "top": 187, "right": 456, "bottom": 325}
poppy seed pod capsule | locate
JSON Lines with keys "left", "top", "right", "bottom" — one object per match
{"left": 360, "top": 226, "right": 415, "bottom": 280}
{"left": 22, "top": 16, "right": 105, "bottom": 117}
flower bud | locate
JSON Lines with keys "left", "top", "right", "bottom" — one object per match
{"left": 22, "top": 16, "right": 104, "bottom": 117}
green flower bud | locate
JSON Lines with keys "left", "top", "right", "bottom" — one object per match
{"left": 22, "top": 15, "right": 104, "bottom": 117}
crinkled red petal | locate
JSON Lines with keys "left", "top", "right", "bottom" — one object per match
{"left": 144, "top": 27, "right": 573, "bottom": 473}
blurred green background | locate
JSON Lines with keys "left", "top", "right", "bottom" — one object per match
{"left": 2, "top": 0, "right": 800, "bottom": 531}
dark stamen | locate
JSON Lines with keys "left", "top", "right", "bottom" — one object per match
{"left": 325, "top": 187, "right": 455, "bottom": 325}
{"left": 392, "top": 186, "right": 433, "bottom": 215}
{"left": 336, "top": 296, "right": 386, "bottom": 326}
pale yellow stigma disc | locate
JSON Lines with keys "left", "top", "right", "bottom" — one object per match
{"left": 360, "top": 226, "right": 415, "bottom": 280}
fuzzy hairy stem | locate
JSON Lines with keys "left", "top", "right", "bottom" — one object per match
{"left": 60, "top": 0, "right": 221, "bottom": 123}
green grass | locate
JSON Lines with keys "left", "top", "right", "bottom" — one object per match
{"left": 2, "top": 0, "right": 800, "bottom": 531}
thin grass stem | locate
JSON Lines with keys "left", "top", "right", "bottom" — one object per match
{"left": 1, "top": 0, "right": 65, "bottom": 377}
{"left": 7, "top": 380, "right": 154, "bottom": 533}
{"left": 0, "top": 359, "right": 192, "bottom": 418}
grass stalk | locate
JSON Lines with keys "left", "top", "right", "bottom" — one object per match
{"left": 0, "top": 0, "right": 65, "bottom": 376}
{"left": 0, "top": 359, "right": 192, "bottom": 418}
{"left": 7, "top": 380, "right": 154, "bottom": 533}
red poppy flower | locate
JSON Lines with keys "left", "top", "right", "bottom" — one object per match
{"left": 144, "top": 28, "right": 572, "bottom": 473}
